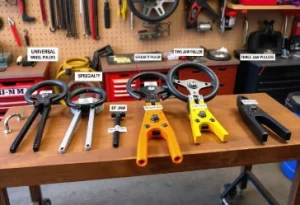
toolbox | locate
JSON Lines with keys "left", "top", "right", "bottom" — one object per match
{"left": 239, "top": 0, "right": 277, "bottom": 5}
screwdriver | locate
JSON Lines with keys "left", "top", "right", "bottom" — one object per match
{"left": 104, "top": 0, "right": 111, "bottom": 28}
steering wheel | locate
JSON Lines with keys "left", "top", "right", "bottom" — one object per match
{"left": 127, "top": 0, "right": 179, "bottom": 23}
{"left": 66, "top": 87, "right": 107, "bottom": 110}
{"left": 25, "top": 80, "right": 69, "bottom": 104}
{"left": 167, "top": 62, "right": 219, "bottom": 102}
{"left": 126, "top": 72, "right": 170, "bottom": 101}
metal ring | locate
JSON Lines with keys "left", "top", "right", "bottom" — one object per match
{"left": 25, "top": 80, "right": 69, "bottom": 104}
{"left": 167, "top": 62, "right": 219, "bottom": 102}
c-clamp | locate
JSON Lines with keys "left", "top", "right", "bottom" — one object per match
{"left": 10, "top": 80, "right": 68, "bottom": 153}
{"left": 126, "top": 72, "right": 183, "bottom": 167}
{"left": 58, "top": 87, "right": 107, "bottom": 153}
{"left": 167, "top": 62, "right": 228, "bottom": 144}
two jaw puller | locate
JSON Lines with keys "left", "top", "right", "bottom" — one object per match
{"left": 167, "top": 62, "right": 229, "bottom": 144}
{"left": 58, "top": 87, "right": 107, "bottom": 153}
{"left": 126, "top": 72, "right": 183, "bottom": 167}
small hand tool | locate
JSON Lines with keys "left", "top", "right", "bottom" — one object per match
{"left": 59, "top": 87, "right": 107, "bottom": 153}
{"left": 109, "top": 105, "right": 127, "bottom": 148}
{"left": 23, "top": 29, "right": 30, "bottom": 46}
{"left": 104, "top": 0, "right": 111, "bottom": 29}
{"left": 49, "top": 0, "right": 57, "bottom": 32}
{"left": 167, "top": 62, "right": 229, "bottom": 144}
{"left": 9, "top": 80, "right": 68, "bottom": 153}
{"left": 39, "top": 0, "right": 47, "bottom": 25}
{"left": 3, "top": 113, "right": 24, "bottom": 135}
{"left": 90, "top": 0, "right": 96, "bottom": 39}
{"left": 186, "top": 0, "right": 218, "bottom": 30}
{"left": 126, "top": 72, "right": 183, "bottom": 167}
{"left": 8, "top": 17, "right": 21, "bottom": 47}
{"left": 119, "top": 0, "right": 127, "bottom": 20}
{"left": 18, "top": 0, "right": 35, "bottom": 22}
{"left": 237, "top": 96, "right": 291, "bottom": 143}
{"left": 130, "top": 12, "right": 134, "bottom": 30}
{"left": 94, "top": 0, "right": 100, "bottom": 39}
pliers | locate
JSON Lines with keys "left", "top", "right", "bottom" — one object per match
{"left": 8, "top": 17, "right": 21, "bottom": 47}
{"left": 237, "top": 96, "right": 291, "bottom": 143}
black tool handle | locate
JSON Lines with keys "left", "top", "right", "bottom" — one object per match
{"left": 24, "top": 35, "right": 30, "bottom": 46}
{"left": 10, "top": 107, "right": 40, "bottom": 153}
{"left": 104, "top": 0, "right": 110, "bottom": 28}
{"left": 113, "top": 114, "right": 122, "bottom": 148}
{"left": 32, "top": 106, "right": 51, "bottom": 152}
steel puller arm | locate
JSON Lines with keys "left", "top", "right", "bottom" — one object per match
{"left": 127, "top": 72, "right": 183, "bottom": 167}
{"left": 167, "top": 62, "right": 229, "bottom": 144}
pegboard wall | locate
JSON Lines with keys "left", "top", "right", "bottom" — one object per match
{"left": 0, "top": 0, "right": 291, "bottom": 78}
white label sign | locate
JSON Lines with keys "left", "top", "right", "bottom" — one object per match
{"left": 40, "top": 90, "right": 53, "bottom": 94}
{"left": 75, "top": 72, "right": 103, "bottom": 82}
{"left": 108, "top": 125, "right": 128, "bottom": 133}
{"left": 240, "top": 54, "right": 276, "bottom": 61}
{"left": 144, "top": 105, "right": 163, "bottom": 111}
{"left": 134, "top": 53, "right": 162, "bottom": 61}
{"left": 27, "top": 47, "right": 58, "bottom": 62}
{"left": 174, "top": 48, "right": 204, "bottom": 57}
{"left": 110, "top": 104, "right": 128, "bottom": 112}
{"left": 0, "top": 88, "right": 27, "bottom": 96}
{"left": 144, "top": 81, "right": 158, "bottom": 86}
{"left": 241, "top": 99, "right": 258, "bottom": 105}
{"left": 78, "top": 97, "right": 96, "bottom": 104}
{"left": 191, "top": 104, "right": 207, "bottom": 109}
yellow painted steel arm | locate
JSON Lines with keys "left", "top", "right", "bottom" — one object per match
{"left": 189, "top": 100, "right": 229, "bottom": 144}
{"left": 136, "top": 102, "right": 183, "bottom": 167}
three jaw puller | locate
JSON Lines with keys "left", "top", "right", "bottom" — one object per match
{"left": 167, "top": 62, "right": 229, "bottom": 144}
{"left": 126, "top": 72, "right": 183, "bottom": 167}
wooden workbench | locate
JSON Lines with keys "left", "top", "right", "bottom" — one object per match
{"left": 0, "top": 93, "right": 300, "bottom": 204}
{"left": 100, "top": 57, "right": 240, "bottom": 72}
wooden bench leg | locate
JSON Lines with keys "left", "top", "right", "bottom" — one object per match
{"left": 288, "top": 161, "right": 300, "bottom": 205}
{"left": 0, "top": 188, "right": 10, "bottom": 205}
{"left": 29, "top": 186, "right": 43, "bottom": 205}
{"left": 239, "top": 165, "right": 252, "bottom": 190}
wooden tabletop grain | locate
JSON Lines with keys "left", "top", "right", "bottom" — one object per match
{"left": 100, "top": 57, "right": 240, "bottom": 72}
{"left": 0, "top": 62, "right": 49, "bottom": 79}
{"left": 0, "top": 93, "right": 299, "bottom": 188}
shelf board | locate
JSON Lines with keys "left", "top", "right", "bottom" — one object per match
{"left": 227, "top": 2, "right": 300, "bottom": 10}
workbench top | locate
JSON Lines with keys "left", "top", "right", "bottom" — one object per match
{"left": 0, "top": 62, "right": 50, "bottom": 79}
{"left": 0, "top": 93, "right": 299, "bottom": 187}
{"left": 100, "top": 57, "right": 240, "bottom": 72}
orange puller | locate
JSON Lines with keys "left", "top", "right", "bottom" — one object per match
{"left": 126, "top": 72, "right": 183, "bottom": 167}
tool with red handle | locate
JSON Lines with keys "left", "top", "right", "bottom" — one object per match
{"left": 186, "top": 0, "right": 218, "bottom": 29}
{"left": 39, "top": 0, "right": 47, "bottom": 25}
{"left": 18, "top": 0, "right": 35, "bottom": 22}
{"left": 8, "top": 17, "right": 21, "bottom": 47}
{"left": 90, "top": 0, "right": 96, "bottom": 39}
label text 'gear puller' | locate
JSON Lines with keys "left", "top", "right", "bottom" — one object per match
{"left": 10, "top": 80, "right": 69, "bottom": 153}
{"left": 58, "top": 87, "right": 107, "bottom": 153}
{"left": 167, "top": 62, "right": 229, "bottom": 144}
{"left": 126, "top": 72, "right": 183, "bottom": 167}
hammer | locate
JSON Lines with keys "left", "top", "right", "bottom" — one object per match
{"left": 111, "top": 112, "right": 126, "bottom": 148}
{"left": 18, "top": 0, "right": 35, "bottom": 22}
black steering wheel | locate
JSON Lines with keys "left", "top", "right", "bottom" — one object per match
{"left": 25, "top": 80, "right": 69, "bottom": 104}
{"left": 126, "top": 72, "right": 170, "bottom": 101}
{"left": 66, "top": 87, "right": 107, "bottom": 109}
{"left": 127, "top": 0, "right": 179, "bottom": 23}
{"left": 167, "top": 62, "right": 219, "bottom": 102}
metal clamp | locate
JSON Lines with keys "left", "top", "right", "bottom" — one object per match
{"left": 3, "top": 113, "right": 24, "bottom": 134}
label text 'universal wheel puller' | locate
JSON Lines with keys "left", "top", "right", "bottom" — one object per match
{"left": 126, "top": 72, "right": 183, "bottom": 167}
{"left": 167, "top": 62, "right": 229, "bottom": 144}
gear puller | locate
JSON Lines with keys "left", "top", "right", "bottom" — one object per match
{"left": 167, "top": 62, "right": 229, "bottom": 144}
{"left": 58, "top": 87, "right": 107, "bottom": 153}
{"left": 126, "top": 72, "right": 183, "bottom": 167}
{"left": 10, "top": 80, "right": 68, "bottom": 153}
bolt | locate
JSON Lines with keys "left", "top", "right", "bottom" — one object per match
{"left": 210, "top": 118, "right": 215, "bottom": 122}
{"left": 195, "top": 119, "right": 200, "bottom": 123}
{"left": 161, "top": 123, "right": 168, "bottom": 127}
{"left": 144, "top": 124, "right": 150, "bottom": 129}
